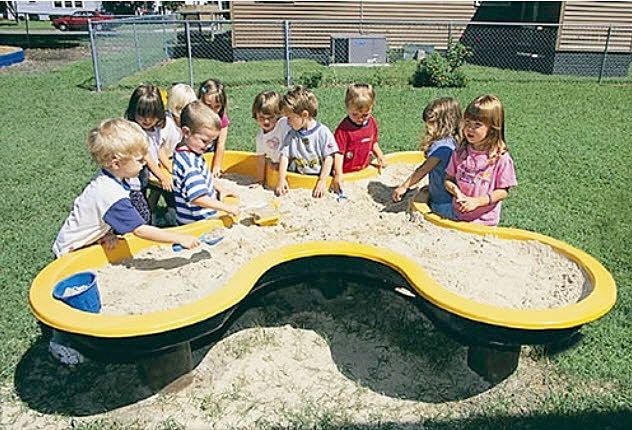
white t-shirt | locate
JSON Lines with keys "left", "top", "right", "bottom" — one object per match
{"left": 255, "top": 117, "right": 291, "bottom": 163}
{"left": 161, "top": 114, "right": 182, "bottom": 155}
{"left": 281, "top": 122, "right": 339, "bottom": 175}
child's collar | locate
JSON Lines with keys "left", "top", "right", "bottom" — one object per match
{"left": 100, "top": 168, "right": 130, "bottom": 191}
{"left": 346, "top": 116, "right": 370, "bottom": 128}
{"left": 298, "top": 121, "right": 321, "bottom": 137}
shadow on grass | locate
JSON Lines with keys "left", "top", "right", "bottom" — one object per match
{"left": 14, "top": 280, "right": 492, "bottom": 416}
{"left": 0, "top": 33, "right": 88, "bottom": 49}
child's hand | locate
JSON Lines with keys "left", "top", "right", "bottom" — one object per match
{"left": 392, "top": 185, "right": 407, "bottom": 202}
{"left": 160, "top": 176, "right": 173, "bottom": 192}
{"left": 227, "top": 205, "right": 240, "bottom": 217}
{"left": 211, "top": 166, "right": 222, "bottom": 178}
{"left": 275, "top": 179, "right": 289, "bottom": 196}
{"left": 97, "top": 231, "right": 119, "bottom": 251}
{"left": 456, "top": 195, "right": 482, "bottom": 213}
{"left": 177, "top": 234, "right": 201, "bottom": 250}
{"left": 377, "top": 156, "right": 387, "bottom": 169}
{"left": 312, "top": 179, "right": 327, "bottom": 198}
{"left": 331, "top": 175, "right": 344, "bottom": 194}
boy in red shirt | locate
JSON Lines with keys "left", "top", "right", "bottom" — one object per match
{"left": 333, "top": 84, "right": 387, "bottom": 187}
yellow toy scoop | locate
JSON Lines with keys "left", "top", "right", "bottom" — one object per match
{"left": 251, "top": 199, "right": 281, "bottom": 226}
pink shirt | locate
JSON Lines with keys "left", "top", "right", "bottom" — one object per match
{"left": 219, "top": 112, "right": 230, "bottom": 129}
{"left": 446, "top": 148, "right": 517, "bottom": 226}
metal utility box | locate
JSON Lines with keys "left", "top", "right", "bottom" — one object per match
{"left": 330, "top": 34, "right": 387, "bottom": 64}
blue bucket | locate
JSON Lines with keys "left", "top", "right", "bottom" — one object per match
{"left": 52, "top": 271, "right": 101, "bottom": 313}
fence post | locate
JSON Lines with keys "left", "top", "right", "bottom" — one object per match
{"left": 185, "top": 20, "right": 194, "bottom": 87}
{"left": 448, "top": 20, "right": 453, "bottom": 46}
{"left": 161, "top": 16, "right": 168, "bottom": 59}
{"left": 24, "top": 13, "right": 31, "bottom": 49}
{"left": 133, "top": 22, "right": 142, "bottom": 71}
{"left": 284, "top": 20, "right": 292, "bottom": 87}
{"left": 598, "top": 26, "right": 612, "bottom": 84}
{"left": 88, "top": 20, "right": 102, "bottom": 91}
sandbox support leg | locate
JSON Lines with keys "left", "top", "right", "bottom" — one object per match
{"left": 467, "top": 345, "right": 520, "bottom": 384}
{"left": 137, "top": 342, "right": 194, "bottom": 393}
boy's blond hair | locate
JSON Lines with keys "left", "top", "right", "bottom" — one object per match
{"left": 167, "top": 83, "right": 197, "bottom": 117}
{"left": 252, "top": 90, "right": 281, "bottom": 118}
{"left": 87, "top": 118, "right": 148, "bottom": 167}
{"left": 420, "top": 97, "right": 462, "bottom": 154}
{"left": 180, "top": 100, "right": 221, "bottom": 133}
{"left": 345, "top": 83, "right": 376, "bottom": 110}
{"left": 280, "top": 85, "right": 318, "bottom": 118}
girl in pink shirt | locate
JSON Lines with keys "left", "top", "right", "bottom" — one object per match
{"left": 198, "top": 79, "right": 230, "bottom": 177}
{"left": 445, "top": 95, "right": 517, "bottom": 226}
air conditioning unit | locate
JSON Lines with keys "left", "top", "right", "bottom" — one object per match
{"left": 330, "top": 34, "right": 387, "bottom": 64}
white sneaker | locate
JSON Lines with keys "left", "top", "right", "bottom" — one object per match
{"left": 49, "top": 340, "right": 85, "bottom": 365}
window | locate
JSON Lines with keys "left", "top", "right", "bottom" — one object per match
{"left": 74, "top": 1, "right": 83, "bottom": 7}
{"left": 65, "top": 1, "right": 72, "bottom": 7}
{"left": 54, "top": 1, "right": 62, "bottom": 7}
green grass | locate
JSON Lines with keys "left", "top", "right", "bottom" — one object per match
{"left": 0, "top": 56, "right": 631, "bottom": 427}
{"left": 0, "top": 18, "right": 55, "bottom": 31}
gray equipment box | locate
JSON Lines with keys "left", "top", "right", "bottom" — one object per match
{"left": 331, "top": 34, "right": 387, "bottom": 64}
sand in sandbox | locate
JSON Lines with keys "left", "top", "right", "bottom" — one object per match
{"left": 95, "top": 163, "right": 588, "bottom": 315}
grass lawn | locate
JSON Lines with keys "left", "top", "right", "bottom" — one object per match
{"left": 0, "top": 55, "right": 631, "bottom": 428}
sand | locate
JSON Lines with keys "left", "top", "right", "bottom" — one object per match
{"left": 95, "top": 163, "right": 588, "bottom": 315}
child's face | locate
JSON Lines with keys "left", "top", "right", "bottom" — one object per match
{"left": 114, "top": 153, "right": 146, "bottom": 179}
{"left": 286, "top": 110, "right": 309, "bottom": 131}
{"left": 255, "top": 112, "right": 279, "bottom": 133}
{"left": 347, "top": 105, "right": 372, "bottom": 126}
{"left": 135, "top": 115, "right": 158, "bottom": 131}
{"left": 184, "top": 126, "right": 220, "bottom": 155}
{"left": 201, "top": 96, "right": 223, "bottom": 114}
{"left": 463, "top": 119, "right": 489, "bottom": 146}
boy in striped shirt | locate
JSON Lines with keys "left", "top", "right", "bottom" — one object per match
{"left": 173, "top": 101, "right": 240, "bottom": 224}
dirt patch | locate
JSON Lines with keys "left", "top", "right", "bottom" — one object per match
{"left": 0, "top": 45, "right": 90, "bottom": 73}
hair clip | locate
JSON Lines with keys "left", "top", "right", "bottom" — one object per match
{"left": 200, "top": 86, "right": 208, "bottom": 94}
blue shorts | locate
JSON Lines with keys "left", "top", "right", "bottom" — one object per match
{"left": 430, "top": 201, "right": 456, "bottom": 220}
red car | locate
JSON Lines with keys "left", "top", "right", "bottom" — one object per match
{"left": 52, "top": 11, "right": 114, "bottom": 31}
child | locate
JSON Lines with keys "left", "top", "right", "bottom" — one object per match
{"left": 275, "top": 86, "right": 341, "bottom": 198}
{"left": 172, "top": 101, "right": 240, "bottom": 225}
{"left": 198, "top": 79, "right": 230, "bottom": 177}
{"left": 124, "top": 85, "right": 176, "bottom": 222}
{"left": 334, "top": 83, "right": 386, "bottom": 180}
{"left": 445, "top": 94, "right": 518, "bottom": 226}
{"left": 252, "top": 90, "right": 291, "bottom": 186}
{"left": 50, "top": 119, "right": 200, "bottom": 365}
{"left": 159, "top": 83, "right": 198, "bottom": 173}
{"left": 392, "top": 97, "right": 461, "bottom": 219}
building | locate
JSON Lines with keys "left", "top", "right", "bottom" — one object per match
{"left": 9, "top": 1, "right": 103, "bottom": 20}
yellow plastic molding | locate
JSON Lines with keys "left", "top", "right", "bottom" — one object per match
{"left": 31, "top": 151, "right": 616, "bottom": 338}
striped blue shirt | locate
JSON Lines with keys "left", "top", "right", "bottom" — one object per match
{"left": 172, "top": 147, "right": 217, "bottom": 225}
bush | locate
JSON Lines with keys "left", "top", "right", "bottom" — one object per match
{"left": 296, "top": 70, "right": 323, "bottom": 88}
{"left": 410, "top": 42, "right": 473, "bottom": 88}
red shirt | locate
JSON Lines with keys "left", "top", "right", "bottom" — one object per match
{"left": 334, "top": 116, "right": 379, "bottom": 173}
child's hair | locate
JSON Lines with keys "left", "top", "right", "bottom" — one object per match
{"left": 280, "top": 85, "right": 318, "bottom": 117}
{"left": 459, "top": 94, "right": 507, "bottom": 162}
{"left": 180, "top": 100, "right": 221, "bottom": 133}
{"left": 87, "top": 119, "right": 148, "bottom": 167}
{"left": 420, "top": 97, "right": 462, "bottom": 154}
{"left": 198, "top": 79, "right": 227, "bottom": 116}
{"left": 124, "top": 85, "right": 166, "bottom": 128}
{"left": 167, "top": 83, "right": 197, "bottom": 118}
{"left": 345, "top": 83, "right": 376, "bottom": 110}
{"left": 252, "top": 90, "right": 281, "bottom": 118}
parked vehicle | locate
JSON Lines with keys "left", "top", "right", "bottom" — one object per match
{"left": 51, "top": 11, "right": 113, "bottom": 31}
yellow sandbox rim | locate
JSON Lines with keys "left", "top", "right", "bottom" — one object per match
{"left": 30, "top": 151, "right": 616, "bottom": 337}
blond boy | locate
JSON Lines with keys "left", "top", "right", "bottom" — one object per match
{"left": 53, "top": 119, "right": 200, "bottom": 257}
{"left": 276, "top": 86, "right": 341, "bottom": 198}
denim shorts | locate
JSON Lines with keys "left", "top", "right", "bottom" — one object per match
{"left": 430, "top": 201, "right": 456, "bottom": 220}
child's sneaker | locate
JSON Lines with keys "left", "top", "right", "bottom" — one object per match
{"left": 49, "top": 340, "right": 85, "bottom": 365}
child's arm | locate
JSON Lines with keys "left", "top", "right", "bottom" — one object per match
{"left": 457, "top": 189, "right": 509, "bottom": 213}
{"left": 191, "top": 194, "right": 240, "bottom": 217}
{"left": 444, "top": 175, "right": 463, "bottom": 199}
{"left": 145, "top": 154, "right": 172, "bottom": 191}
{"left": 158, "top": 145, "right": 173, "bottom": 173}
{"left": 393, "top": 157, "right": 440, "bottom": 202}
{"left": 313, "top": 154, "right": 334, "bottom": 198}
{"left": 211, "top": 127, "right": 228, "bottom": 177}
{"left": 372, "top": 142, "right": 387, "bottom": 169}
{"left": 275, "top": 155, "right": 290, "bottom": 196}
{"left": 133, "top": 225, "right": 200, "bottom": 249}
{"left": 331, "top": 152, "right": 344, "bottom": 194}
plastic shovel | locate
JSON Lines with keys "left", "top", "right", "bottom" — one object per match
{"left": 172, "top": 233, "right": 224, "bottom": 252}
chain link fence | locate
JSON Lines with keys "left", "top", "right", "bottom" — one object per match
{"left": 88, "top": 16, "right": 632, "bottom": 90}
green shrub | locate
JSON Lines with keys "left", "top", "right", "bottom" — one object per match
{"left": 411, "top": 42, "right": 473, "bottom": 88}
{"left": 296, "top": 70, "right": 323, "bottom": 88}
